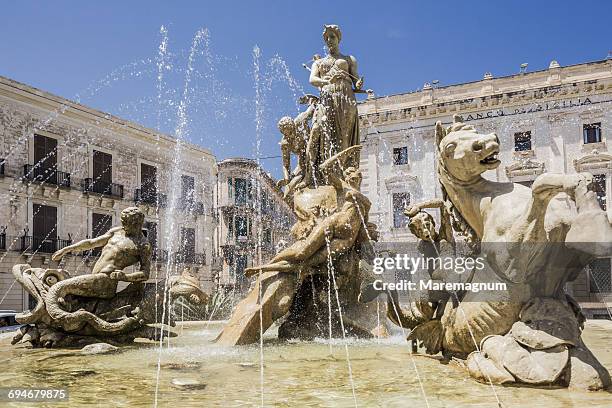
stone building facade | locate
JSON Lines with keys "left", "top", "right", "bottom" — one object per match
{"left": 213, "top": 158, "right": 294, "bottom": 293}
{"left": 0, "top": 75, "right": 218, "bottom": 312}
{"left": 358, "top": 58, "right": 612, "bottom": 317}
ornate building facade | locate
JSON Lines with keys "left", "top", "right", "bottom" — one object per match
{"left": 0, "top": 75, "right": 218, "bottom": 312}
{"left": 213, "top": 158, "right": 294, "bottom": 293}
{"left": 358, "top": 58, "right": 612, "bottom": 317}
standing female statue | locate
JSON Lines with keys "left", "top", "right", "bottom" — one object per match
{"left": 307, "top": 25, "right": 364, "bottom": 180}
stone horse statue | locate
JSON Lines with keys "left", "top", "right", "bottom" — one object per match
{"left": 387, "top": 116, "right": 611, "bottom": 390}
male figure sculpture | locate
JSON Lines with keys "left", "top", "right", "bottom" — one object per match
{"left": 11, "top": 207, "right": 164, "bottom": 347}
{"left": 53, "top": 206, "right": 151, "bottom": 283}
{"left": 277, "top": 96, "right": 317, "bottom": 199}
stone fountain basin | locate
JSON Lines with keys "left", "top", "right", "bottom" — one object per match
{"left": 1, "top": 320, "right": 611, "bottom": 407}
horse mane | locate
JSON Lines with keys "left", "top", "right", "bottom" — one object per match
{"left": 435, "top": 116, "right": 481, "bottom": 253}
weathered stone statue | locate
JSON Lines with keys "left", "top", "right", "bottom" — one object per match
{"left": 216, "top": 24, "right": 382, "bottom": 345}
{"left": 11, "top": 207, "right": 173, "bottom": 348}
{"left": 307, "top": 24, "right": 365, "bottom": 178}
{"left": 169, "top": 268, "right": 209, "bottom": 306}
{"left": 276, "top": 96, "right": 317, "bottom": 201}
{"left": 381, "top": 116, "right": 611, "bottom": 390}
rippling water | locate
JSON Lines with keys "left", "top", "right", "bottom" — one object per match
{"left": 1, "top": 321, "right": 611, "bottom": 407}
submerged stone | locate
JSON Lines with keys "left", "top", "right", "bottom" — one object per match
{"left": 80, "top": 343, "right": 119, "bottom": 355}
{"left": 171, "top": 378, "right": 207, "bottom": 390}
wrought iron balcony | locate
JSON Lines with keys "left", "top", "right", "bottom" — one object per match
{"left": 82, "top": 178, "right": 124, "bottom": 199}
{"left": 134, "top": 188, "right": 167, "bottom": 207}
{"left": 152, "top": 248, "right": 169, "bottom": 262}
{"left": 18, "top": 236, "right": 72, "bottom": 254}
{"left": 179, "top": 199, "right": 205, "bottom": 215}
{"left": 194, "top": 253, "right": 206, "bottom": 265}
{"left": 23, "top": 164, "right": 71, "bottom": 188}
{"left": 174, "top": 251, "right": 206, "bottom": 265}
{"left": 261, "top": 241, "right": 275, "bottom": 252}
{"left": 222, "top": 235, "right": 255, "bottom": 249}
{"left": 211, "top": 255, "right": 223, "bottom": 269}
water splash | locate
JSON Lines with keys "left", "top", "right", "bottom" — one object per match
{"left": 253, "top": 44, "right": 266, "bottom": 408}
{"left": 154, "top": 27, "right": 210, "bottom": 408}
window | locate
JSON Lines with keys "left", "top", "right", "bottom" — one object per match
{"left": 261, "top": 192, "right": 270, "bottom": 212}
{"left": 34, "top": 134, "right": 57, "bottom": 171}
{"left": 234, "top": 178, "right": 247, "bottom": 205}
{"left": 143, "top": 221, "right": 158, "bottom": 252}
{"left": 140, "top": 163, "right": 157, "bottom": 196}
{"left": 179, "top": 228, "right": 196, "bottom": 263}
{"left": 92, "top": 150, "right": 112, "bottom": 184}
{"left": 227, "top": 215, "right": 234, "bottom": 239}
{"left": 583, "top": 123, "right": 602, "bottom": 144}
{"left": 181, "top": 175, "right": 195, "bottom": 203}
{"left": 593, "top": 174, "right": 607, "bottom": 210}
{"left": 247, "top": 178, "right": 254, "bottom": 201}
{"left": 393, "top": 146, "right": 408, "bottom": 165}
{"left": 392, "top": 192, "right": 410, "bottom": 228}
{"left": 514, "top": 131, "right": 532, "bottom": 151}
{"left": 263, "top": 228, "right": 272, "bottom": 244}
{"left": 91, "top": 213, "right": 112, "bottom": 256}
{"left": 235, "top": 254, "right": 248, "bottom": 280}
{"left": 32, "top": 204, "right": 57, "bottom": 253}
{"left": 589, "top": 258, "right": 611, "bottom": 293}
{"left": 235, "top": 216, "right": 248, "bottom": 238}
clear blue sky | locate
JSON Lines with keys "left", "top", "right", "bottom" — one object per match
{"left": 1, "top": 1, "right": 611, "bottom": 178}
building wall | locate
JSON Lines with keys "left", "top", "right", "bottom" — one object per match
{"left": 214, "top": 158, "right": 294, "bottom": 293}
{"left": 358, "top": 59, "right": 612, "bottom": 316}
{"left": 0, "top": 76, "right": 218, "bottom": 312}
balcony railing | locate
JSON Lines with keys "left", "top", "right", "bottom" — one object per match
{"left": 152, "top": 248, "right": 169, "bottom": 262}
{"left": 134, "top": 188, "right": 167, "bottom": 207}
{"left": 18, "top": 236, "right": 72, "bottom": 254}
{"left": 211, "top": 255, "right": 223, "bottom": 269}
{"left": 23, "top": 165, "right": 71, "bottom": 188}
{"left": 82, "top": 178, "right": 124, "bottom": 199}
{"left": 194, "top": 253, "right": 206, "bottom": 265}
{"left": 179, "top": 200, "right": 205, "bottom": 215}
{"left": 222, "top": 235, "right": 255, "bottom": 248}
{"left": 175, "top": 251, "right": 206, "bottom": 265}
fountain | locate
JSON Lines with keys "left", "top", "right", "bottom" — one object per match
{"left": 10, "top": 207, "right": 207, "bottom": 348}
{"left": 2, "top": 22, "right": 612, "bottom": 407}
{"left": 216, "top": 24, "right": 383, "bottom": 346}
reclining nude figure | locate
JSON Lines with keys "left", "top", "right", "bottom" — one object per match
{"left": 245, "top": 150, "right": 370, "bottom": 277}
{"left": 216, "top": 146, "right": 375, "bottom": 345}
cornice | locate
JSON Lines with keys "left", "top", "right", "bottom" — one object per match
{"left": 0, "top": 76, "right": 215, "bottom": 160}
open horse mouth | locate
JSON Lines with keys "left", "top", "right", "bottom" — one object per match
{"left": 480, "top": 148, "right": 500, "bottom": 166}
